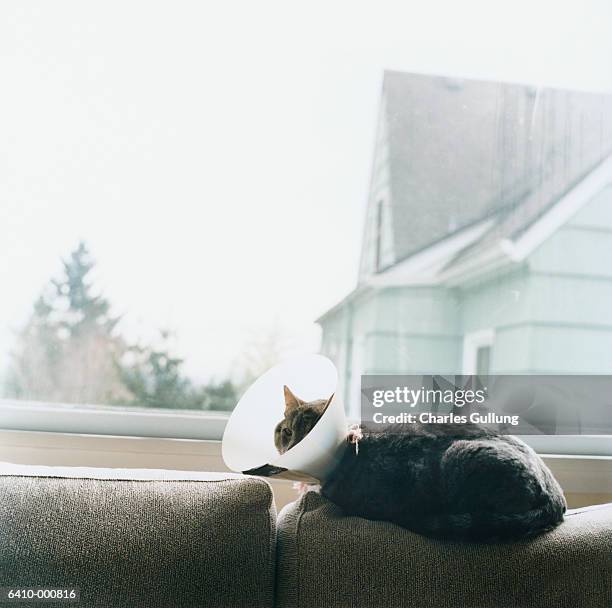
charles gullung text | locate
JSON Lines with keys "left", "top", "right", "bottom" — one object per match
{"left": 370, "top": 386, "right": 520, "bottom": 426}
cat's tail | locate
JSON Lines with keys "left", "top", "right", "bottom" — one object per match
{"left": 413, "top": 499, "right": 566, "bottom": 542}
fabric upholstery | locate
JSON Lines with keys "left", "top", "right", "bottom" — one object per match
{"left": 276, "top": 491, "right": 612, "bottom": 608}
{"left": 0, "top": 465, "right": 276, "bottom": 608}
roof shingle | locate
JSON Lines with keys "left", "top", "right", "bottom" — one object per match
{"left": 381, "top": 71, "right": 612, "bottom": 269}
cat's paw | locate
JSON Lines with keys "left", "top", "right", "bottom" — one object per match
{"left": 292, "top": 481, "right": 320, "bottom": 496}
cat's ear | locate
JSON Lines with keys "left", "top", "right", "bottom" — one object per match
{"left": 324, "top": 393, "right": 334, "bottom": 408}
{"left": 283, "top": 385, "right": 303, "bottom": 414}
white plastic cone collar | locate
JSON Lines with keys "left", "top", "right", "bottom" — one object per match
{"left": 222, "top": 354, "right": 347, "bottom": 481}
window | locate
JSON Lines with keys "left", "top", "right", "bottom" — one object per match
{"left": 375, "top": 199, "right": 384, "bottom": 272}
{"left": 462, "top": 330, "right": 494, "bottom": 376}
{"left": 475, "top": 346, "right": 491, "bottom": 377}
{"left": 1, "top": 3, "right": 611, "bottom": 455}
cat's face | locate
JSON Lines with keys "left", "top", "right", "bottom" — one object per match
{"left": 274, "top": 385, "right": 334, "bottom": 454}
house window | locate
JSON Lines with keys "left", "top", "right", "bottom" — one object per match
{"left": 463, "top": 330, "right": 495, "bottom": 376}
{"left": 375, "top": 199, "right": 384, "bottom": 271}
{"left": 475, "top": 345, "right": 491, "bottom": 376}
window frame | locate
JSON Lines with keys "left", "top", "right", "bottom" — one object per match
{"left": 0, "top": 398, "right": 228, "bottom": 441}
{"left": 462, "top": 328, "right": 495, "bottom": 375}
{"left": 1, "top": 398, "right": 611, "bottom": 457}
{"left": 375, "top": 198, "right": 384, "bottom": 271}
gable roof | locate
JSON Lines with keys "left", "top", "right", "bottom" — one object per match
{"left": 375, "top": 70, "right": 612, "bottom": 274}
{"left": 319, "top": 71, "right": 612, "bottom": 324}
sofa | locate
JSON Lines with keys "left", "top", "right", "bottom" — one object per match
{"left": 0, "top": 463, "right": 610, "bottom": 608}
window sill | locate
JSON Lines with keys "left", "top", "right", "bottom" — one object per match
{"left": 1, "top": 399, "right": 611, "bottom": 503}
{"left": 0, "top": 429, "right": 301, "bottom": 510}
{"left": 0, "top": 399, "right": 228, "bottom": 441}
{"left": 0, "top": 429, "right": 610, "bottom": 504}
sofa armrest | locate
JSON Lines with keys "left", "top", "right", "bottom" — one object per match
{"left": 276, "top": 492, "right": 612, "bottom": 608}
{"left": 0, "top": 463, "right": 276, "bottom": 608}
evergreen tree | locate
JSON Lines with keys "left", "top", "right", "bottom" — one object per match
{"left": 52, "top": 242, "right": 119, "bottom": 337}
{"left": 7, "top": 242, "right": 128, "bottom": 404}
{"left": 116, "top": 331, "right": 239, "bottom": 410}
{"left": 117, "top": 331, "right": 203, "bottom": 409}
{"left": 6, "top": 242, "right": 239, "bottom": 412}
{"left": 199, "top": 379, "right": 238, "bottom": 412}
{"left": 5, "top": 295, "right": 60, "bottom": 399}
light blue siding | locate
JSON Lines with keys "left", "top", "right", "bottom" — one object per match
{"left": 460, "top": 270, "right": 531, "bottom": 333}
{"left": 568, "top": 185, "right": 612, "bottom": 228}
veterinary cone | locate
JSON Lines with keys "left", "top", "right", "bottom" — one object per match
{"left": 222, "top": 355, "right": 347, "bottom": 482}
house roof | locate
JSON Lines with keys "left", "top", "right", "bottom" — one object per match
{"left": 319, "top": 71, "right": 612, "bottom": 324}
{"left": 380, "top": 71, "right": 612, "bottom": 272}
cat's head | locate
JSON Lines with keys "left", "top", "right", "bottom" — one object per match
{"left": 274, "top": 385, "right": 334, "bottom": 454}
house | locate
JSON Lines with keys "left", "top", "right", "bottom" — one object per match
{"left": 318, "top": 71, "right": 612, "bottom": 417}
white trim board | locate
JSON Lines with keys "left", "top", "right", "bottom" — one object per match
{"left": 367, "top": 218, "right": 494, "bottom": 287}
{"left": 504, "top": 154, "right": 612, "bottom": 262}
{"left": 462, "top": 329, "right": 494, "bottom": 375}
{"left": 0, "top": 399, "right": 228, "bottom": 441}
{"left": 441, "top": 153, "right": 612, "bottom": 285}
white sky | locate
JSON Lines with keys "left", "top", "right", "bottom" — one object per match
{"left": 1, "top": 1, "right": 611, "bottom": 382}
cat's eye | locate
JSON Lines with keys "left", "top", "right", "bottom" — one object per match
{"left": 283, "top": 428, "right": 292, "bottom": 437}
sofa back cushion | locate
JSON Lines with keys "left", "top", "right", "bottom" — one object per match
{"left": 0, "top": 464, "right": 276, "bottom": 608}
{"left": 276, "top": 491, "right": 612, "bottom": 608}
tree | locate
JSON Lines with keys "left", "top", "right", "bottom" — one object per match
{"left": 199, "top": 379, "right": 238, "bottom": 412}
{"left": 6, "top": 241, "right": 239, "bottom": 412}
{"left": 116, "top": 331, "right": 239, "bottom": 411}
{"left": 52, "top": 242, "right": 120, "bottom": 337}
{"left": 117, "top": 330, "right": 202, "bottom": 409}
{"left": 4, "top": 295, "right": 61, "bottom": 400}
{"left": 7, "top": 242, "right": 129, "bottom": 404}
